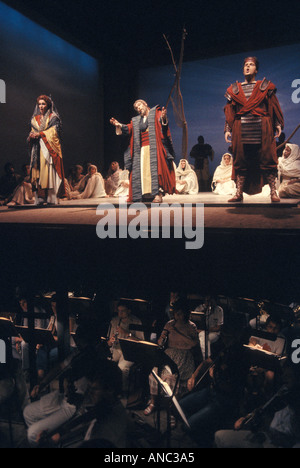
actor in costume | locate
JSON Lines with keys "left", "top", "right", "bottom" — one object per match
{"left": 224, "top": 57, "right": 284, "bottom": 203}
{"left": 175, "top": 158, "right": 199, "bottom": 194}
{"left": 28, "top": 95, "right": 65, "bottom": 205}
{"left": 189, "top": 135, "right": 214, "bottom": 192}
{"left": 110, "top": 100, "right": 176, "bottom": 203}
{"left": 211, "top": 153, "right": 236, "bottom": 196}
{"left": 278, "top": 143, "right": 300, "bottom": 198}
{"left": 70, "top": 165, "right": 106, "bottom": 199}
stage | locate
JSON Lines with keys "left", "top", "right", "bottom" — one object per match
{"left": 1, "top": 193, "right": 300, "bottom": 232}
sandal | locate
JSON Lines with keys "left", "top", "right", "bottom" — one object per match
{"left": 144, "top": 403, "right": 156, "bottom": 416}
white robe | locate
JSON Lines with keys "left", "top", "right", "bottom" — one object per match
{"left": 175, "top": 160, "right": 199, "bottom": 195}
{"left": 212, "top": 153, "right": 236, "bottom": 195}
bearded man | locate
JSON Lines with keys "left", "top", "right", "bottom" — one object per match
{"left": 110, "top": 99, "right": 176, "bottom": 203}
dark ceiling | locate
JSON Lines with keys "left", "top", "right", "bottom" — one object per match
{"left": 3, "top": 0, "right": 300, "bottom": 68}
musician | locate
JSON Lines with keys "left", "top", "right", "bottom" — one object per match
{"left": 107, "top": 300, "right": 144, "bottom": 395}
{"left": 215, "top": 363, "right": 300, "bottom": 448}
{"left": 194, "top": 295, "right": 224, "bottom": 359}
{"left": 23, "top": 324, "right": 101, "bottom": 447}
{"left": 248, "top": 315, "right": 286, "bottom": 398}
{"left": 36, "top": 360, "right": 134, "bottom": 448}
{"left": 144, "top": 298, "right": 200, "bottom": 427}
{"left": 179, "top": 323, "right": 249, "bottom": 448}
{"left": 35, "top": 295, "right": 59, "bottom": 382}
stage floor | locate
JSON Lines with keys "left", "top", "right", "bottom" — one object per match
{"left": 0, "top": 192, "right": 299, "bottom": 232}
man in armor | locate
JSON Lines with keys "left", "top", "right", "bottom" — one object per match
{"left": 224, "top": 57, "right": 284, "bottom": 203}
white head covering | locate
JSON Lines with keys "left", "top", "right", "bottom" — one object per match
{"left": 176, "top": 159, "right": 194, "bottom": 176}
{"left": 278, "top": 143, "right": 300, "bottom": 178}
{"left": 212, "top": 153, "right": 233, "bottom": 183}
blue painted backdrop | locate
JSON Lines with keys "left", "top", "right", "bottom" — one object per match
{"left": 138, "top": 44, "right": 300, "bottom": 174}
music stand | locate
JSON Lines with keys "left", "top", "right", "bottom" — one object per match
{"left": 190, "top": 309, "right": 210, "bottom": 359}
{"left": 119, "top": 338, "right": 188, "bottom": 447}
{"left": 15, "top": 326, "right": 56, "bottom": 349}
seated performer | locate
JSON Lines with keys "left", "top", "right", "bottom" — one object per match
{"left": 113, "top": 169, "right": 130, "bottom": 199}
{"left": 0, "top": 162, "right": 22, "bottom": 205}
{"left": 110, "top": 99, "right": 176, "bottom": 203}
{"left": 175, "top": 159, "right": 199, "bottom": 194}
{"left": 211, "top": 153, "right": 236, "bottom": 196}
{"left": 67, "top": 164, "right": 85, "bottom": 191}
{"left": 277, "top": 143, "right": 300, "bottom": 198}
{"left": 36, "top": 360, "right": 135, "bottom": 448}
{"left": 7, "top": 164, "right": 35, "bottom": 206}
{"left": 105, "top": 161, "right": 123, "bottom": 196}
{"left": 247, "top": 315, "right": 286, "bottom": 398}
{"left": 144, "top": 298, "right": 200, "bottom": 427}
{"left": 180, "top": 323, "right": 249, "bottom": 448}
{"left": 215, "top": 363, "right": 300, "bottom": 448}
{"left": 107, "top": 300, "right": 144, "bottom": 394}
{"left": 70, "top": 165, "right": 106, "bottom": 199}
{"left": 23, "top": 324, "right": 101, "bottom": 447}
{"left": 28, "top": 95, "right": 66, "bottom": 205}
{"left": 194, "top": 296, "right": 224, "bottom": 359}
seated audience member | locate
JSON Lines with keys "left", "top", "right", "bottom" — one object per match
{"left": 194, "top": 295, "right": 224, "bottom": 359}
{"left": 37, "top": 360, "right": 135, "bottom": 448}
{"left": 107, "top": 300, "right": 144, "bottom": 394}
{"left": 211, "top": 153, "right": 236, "bottom": 196}
{"left": 144, "top": 299, "right": 200, "bottom": 425}
{"left": 105, "top": 161, "right": 123, "bottom": 196}
{"left": 0, "top": 162, "right": 22, "bottom": 205}
{"left": 278, "top": 143, "right": 300, "bottom": 198}
{"left": 23, "top": 324, "right": 101, "bottom": 447}
{"left": 179, "top": 323, "right": 249, "bottom": 448}
{"left": 7, "top": 164, "right": 35, "bottom": 206}
{"left": 175, "top": 159, "right": 199, "bottom": 195}
{"left": 70, "top": 165, "right": 106, "bottom": 199}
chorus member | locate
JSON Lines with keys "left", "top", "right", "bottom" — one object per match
{"left": 175, "top": 159, "right": 199, "bottom": 194}
{"left": 7, "top": 164, "right": 35, "bottom": 206}
{"left": 28, "top": 95, "right": 66, "bottom": 205}
{"left": 70, "top": 165, "right": 106, "bottom": 199}
{"left": 278, "top": 143, "right": 300, "bottom": 198}
{"left": 211, "top": 153, "right": 236, "bottom": 196}
{"left": 224, "top": 57, "right": 284, "bottom": 203}
{"left": 110, "top": 99, "right": 176, "bottom": 203}
{"left": 105, "top": 161, "right": 123, "bottom": 196}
